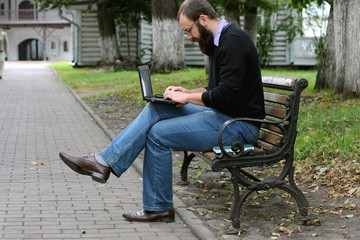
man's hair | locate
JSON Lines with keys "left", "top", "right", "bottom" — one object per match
{"left": 177, "top": 0, "right": 218, "bottom": 22}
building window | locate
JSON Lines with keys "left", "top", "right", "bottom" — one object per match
{"left": 63, "top": 41, "right": 68, "bottom": 52}
{"left": 0, "top": 3, "right": 4, "bottom": 16}
{"left": 19, "top": 1, "right": 34, "bottom": 20}
{"left": 51, "top": 41, "right": 57, "bottom": 50}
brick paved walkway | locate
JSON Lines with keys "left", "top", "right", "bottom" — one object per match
{"left": 0, "top": 62, "right": 215, "bottom": 240}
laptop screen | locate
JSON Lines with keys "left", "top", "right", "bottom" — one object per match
{"left": 138, "top": 65, "right": 153, "bottom": 99}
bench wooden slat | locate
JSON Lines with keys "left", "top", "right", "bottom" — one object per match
{"left": 261, "top": 122, "right": 287, "bottom": 134}
{"left": 258, "top": 130, "right": 283, "bottom": 146}
{"left": 264, "top": 91, "right": 289, "bottom": 105}
{"left": 264, "top": 105, "right": 288, "bottom": 119}
{"left": 256, "top": 139, "right": 280, "bottom": 153}
{"left": 262, "top": 76, "right": 295, "bottom": 90}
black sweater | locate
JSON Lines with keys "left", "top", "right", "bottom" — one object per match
{"left": 202, "top": 24, "right": 265, "bottom": 124}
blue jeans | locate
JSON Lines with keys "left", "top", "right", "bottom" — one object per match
{"left": 99, "top": 103, "right": 259, "bottom": 211}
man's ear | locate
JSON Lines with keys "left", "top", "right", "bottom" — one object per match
{"left": 198, "top": 14, "right": 208, "bottom": 26}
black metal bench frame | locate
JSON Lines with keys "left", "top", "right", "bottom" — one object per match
{"left": 178, "top": 77, "right": 317, "bottom": 233}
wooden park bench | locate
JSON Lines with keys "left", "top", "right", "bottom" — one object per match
{"left": 177, "top": 77, "right": 317, "bottom": 233}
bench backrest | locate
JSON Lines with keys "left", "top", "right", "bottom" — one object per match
{"left": 258, "top": 77, "right": 308, "bottom": 152}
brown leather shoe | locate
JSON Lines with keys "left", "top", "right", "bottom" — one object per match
{"left": 123, "top": 209, "right": 175, "bottom": 223}
{"left": 59, "top": 152, "right": 110, "bottom": 183}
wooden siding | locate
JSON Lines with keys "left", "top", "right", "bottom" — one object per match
{"left": 139, "top": 21, "right": 153, "bottom": 64}
{"left": 120, "top": 20, "right": 205, "bottom": 66}
{"left": 118, "top": 25, "right": 138, "bottom": 59}
{"left": 116, "top": 21, "right": 153, "bottom": 64}
{"left": 270, "top": 31, "right": 290, "bottom": 66}
{"left": 268, "top": 8, "right": 317, "bottom": 66}
{"left": 184, "top": 39, "right": 205, "bottom": 66}
{"left": 80, "top": 11, "right": 101, "bottom": 64}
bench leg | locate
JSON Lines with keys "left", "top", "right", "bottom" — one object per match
{"left": 288, "top": 166, "right": 308, "bottom": 211}
{"left": 225, "top": 168, "right": 255, "bottom": 234}
{"left": 278, "top": 166, "right": 318, "bottom": 223}
{"left": 177, "top": 151, "right": 196, "bottom": 185}
{"left": 226, "top": 166, "right": 317, "bottom": 233}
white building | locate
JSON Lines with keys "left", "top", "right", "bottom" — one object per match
{"left": 0, "top": 0, "right": 72, "bottom": 61}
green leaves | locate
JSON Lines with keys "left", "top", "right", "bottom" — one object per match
{"left": 290, "top": 0, "right": 329, "bottom": 10}
{"left": 34, "top": 0, "right": 78, "bottom": 11}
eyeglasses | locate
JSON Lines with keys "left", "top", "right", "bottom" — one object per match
{"left": 184, "top": 19, "right": 198, "bottom": 35}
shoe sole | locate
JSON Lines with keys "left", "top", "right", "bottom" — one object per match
{"left": 59, "top": 153, "right": 107, "bottom": 183}
{"left": 123, "top": 215, "right": 175, "bottom": 223}
{"left": 159, "top": 217, "right": 175, "bottom": 223}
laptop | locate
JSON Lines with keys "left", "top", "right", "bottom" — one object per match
{"left": 138, "top": 65, "right": 177, "bottom": 104}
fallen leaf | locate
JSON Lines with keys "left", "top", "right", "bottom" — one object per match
{"left": 293, "top": 226, "right": 302, "bottom": 233}
{"left": 348, "top": 187, "right": 357, "bottom": 195}
{"left": 308, "top": 183, "right": 318, "bottom": 189}
{"left": 319, "top": 167, "right": 328, "bottom": 173}
{"left": 187, "top": 207, "right": 196, "bottom": 212}
{"left": 173, "top": 187, "right": 186, "bottom": 192}
{"left": 279, "top": 225, "right": 292, "bottom": 236}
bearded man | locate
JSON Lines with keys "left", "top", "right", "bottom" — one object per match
{"left": 59, "top": 0, "right": 265, "bottom": 223}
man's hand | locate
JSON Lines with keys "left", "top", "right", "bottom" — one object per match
{"left": 164, "top": 86, "right": 206, "bottom": 107}
{"left": 164, "top": 86, "right": 188, "bottom": 107}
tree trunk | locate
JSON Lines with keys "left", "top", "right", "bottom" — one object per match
{"left": 315, "top": 5, "right": 335, "bottom": 90}
{"left": 224, "top": 4, "right": 241, "bottom": 27}
{"left": 315, "top": 0, "right": 360, "bottom": 97}
{"left": 97, "top": 3, "right": 120, "bottom": 64}
{"left": 244, "top": 5, "right": 258, "bottom": 45}
{"left": 151, "top": 0, "right": 185, "bottom": 73}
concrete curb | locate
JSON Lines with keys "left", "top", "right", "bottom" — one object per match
{"left": 54, "top": 69, "right": 218, "bottom": 240}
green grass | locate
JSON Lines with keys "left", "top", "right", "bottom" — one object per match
{"left": 50, "top": 62, "right": 360, "bottom": 196}
{"left": 50, "top": 62, "right": 208, "bottom": 105}
{"left": 297, "top": 96, "right": 360, "bottom": 161}
{"left": 50, "top": 62, "right": 139, "bottom": 93}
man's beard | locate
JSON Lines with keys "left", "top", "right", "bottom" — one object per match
{"left": 193, "top": 24, "right": 215, "bottom": 56}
